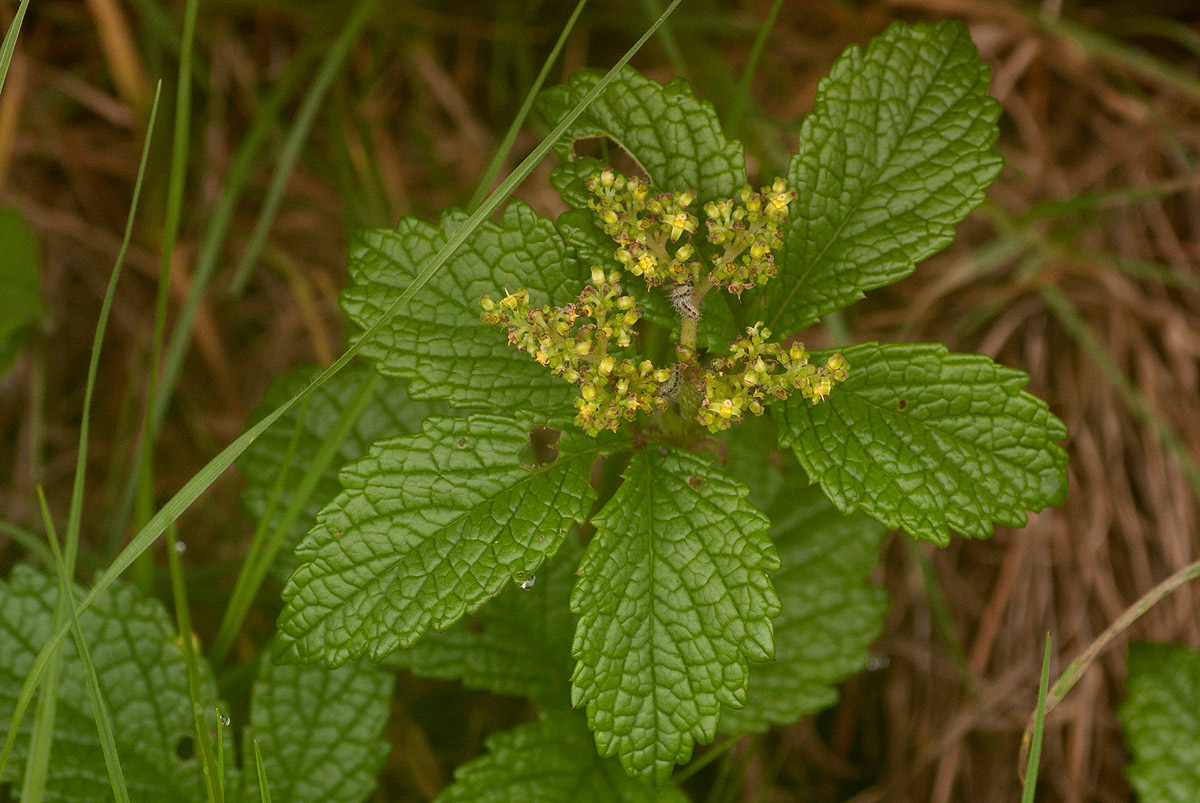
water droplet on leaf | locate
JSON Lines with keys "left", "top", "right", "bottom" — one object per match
{"left": 219, "top": 714, "right": 231, "bottom": 727}
{"left": 520, "top": 576, "right": 536, "bottom": 590}
{"left": 173, "top": 541, "right": 187, "bottom": 554}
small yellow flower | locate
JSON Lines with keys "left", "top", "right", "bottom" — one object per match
{"left": 668, "top": 212, "right": 694, "bottom": 241}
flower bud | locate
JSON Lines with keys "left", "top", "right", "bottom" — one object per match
{"left": 591, "top": 266, "right": 606, "bottom": 285}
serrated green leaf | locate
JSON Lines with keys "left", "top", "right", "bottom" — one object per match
{"left": 0, "top": 206, "right": 46, "bottom": 376}
{"left": 0, "top": 565, "right": 226, "bottom": 802}
{"left": 277, "top": 415, "right": 606, "bottom": 666}
{"left": 720, "top": 479, "right": 886, "bottom": 733}
{"left": 341, "top": 201, "right": 584, "bottom": 413}
{"left": 759, "top": 20, "right": 1002, "bottom": 334}
{"left": 571, "top": 448, "right": 781, "bottom": 785}
{"left": 238, "top": 362, "right": 434, "bottom": 580}
{"left": 240, "top": 657, "right": 392, "bottom": 803}
{"left": 537, "top": 66, "right": 746, "bottom": 203}
{"left": 777, "top": 342, "right": 1068, "bottom": 546}
{"left": 386, "top": 536, "right": 580, "bottom": 709}
{"left": 434, "top": 712, "right": 684, "bottom": 803}
{"left": 719, "top": 420, "right": 887, "bottom": 733}
{"left": 1119, "top": 641, "right": 1200, "bottom": 803}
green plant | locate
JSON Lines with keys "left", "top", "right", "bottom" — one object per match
{"left": 269, "top": 17, "right": 1065, "bottom": 791}
{"left": 1, "top": 15, "right": 1071, "bottom": 802}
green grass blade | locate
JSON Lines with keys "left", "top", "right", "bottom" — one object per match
{"left": 725, "top": 0, "right": 784, "bottom": 134}
{"left": 133, "top": 0, "right": 200, "bottom": 589}
{"left": 1032, "top": 12, "right": 1200, "bottom": 106}
{"left": 1071, "top": 248, "right": 1200, "bottom": 292}
{"left": 208, "top": 370, "right": 378, "bottom": 667}
{"left": 0, "top": 0, "right": 32, "bottom": 97}
{"left": 0, "top": 521, "right": 54, "bottom": 568}
{"left": 1020, "top": 633, "right": 1053, "bottom": 801}
{"left": 166, "top": 528, "right": 223, "bottom": 803}
{"left": 69, "top": 71, "right": 163, "bottom": 575}
{"left": 38, "top": 490, "right": 132, "bottom": 803}
{"left": 467, "top": 0, "right": 587, "bottom": 213}
{"left": 19, "top": 601, "right": 62, "bottom": 803}
{"left": 253, "top": 740, "right": 273, "bottom": 803}
{"left": 0, "top": 0, "right": 682, "bottom": 778}
{"left": 216, "top": 709, "right": 226, "bottom": 789}
{"left": 228, "top": 0, "right": 375, "bottom": 295}
{"left": 906, "top": 540, "right": 975, "bottom": 695}
{"left": 638, "top": 0, "right": 689, "bottom": 82}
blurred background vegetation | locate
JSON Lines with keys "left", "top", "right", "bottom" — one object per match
{"left": 2, "top": 0, "right": 1199, "bottom": 800}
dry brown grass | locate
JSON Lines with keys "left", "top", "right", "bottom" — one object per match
{"left": 2, "top": 1, "right": 1199, "bottom": 801}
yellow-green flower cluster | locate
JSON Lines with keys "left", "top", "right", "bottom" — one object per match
{"left": 586, "top": 169, "right": 796, "bottom": 299}
{"left": 704, "top": 178, "right": 796, "bottom": 295}
{"left": 585, "top": 169, "right": 699, "bottom": 286}
{"left": 698, "top": 324, "right": 849, "bottom": 432}
{"left": 480, "top": 268, "right": 673, "bottom": 435}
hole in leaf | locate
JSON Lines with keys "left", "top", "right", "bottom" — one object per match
{"left": 519, "top": 426, "right": 561, "bottom": 469}
{"left": 897, "top": 399, "right": 908, "bottom": 410}
{"left": 175, "top": 734, "right": 195, "bottom": 761}
{"left": 570, "top": 135, "right": 647, "bottom": 179}
{"left": 456, "top": 437, "right": 470, "bottom": 448}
